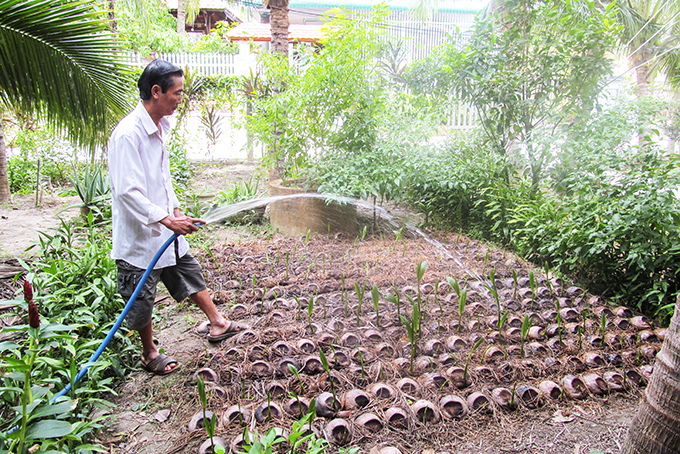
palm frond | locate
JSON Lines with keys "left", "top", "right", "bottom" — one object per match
{"left": 0, "top": 0, "right": 135, "bottom": 148}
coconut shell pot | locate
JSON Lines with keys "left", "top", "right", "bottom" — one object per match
{"left": 284, "top": 396, "right": 311, "bottom": 418}
{"left": 411, "top": 399, "right": 440, "bottom": 423}
{"left": 355, "top": 413, "right": 384, "bottom": 433}
{"left": 342, "top": 389, "right": 371, "bottom": 410}
{"left": 222, "top": 404, "right": 252, "bottom": 426}
{"left": 539, "top": 380, "right": 562, "bottom": 400}
{"left": 445, "top": 366, "right": 471, "bottom": 389}
{"left": 367, "top": 382, "right": 397, "bottom": 399}
{"left": 562, "top": 375, "right": 587, "bottom": 400}
{"left": 324, "top": 418, "right": 352, "bottom": 445}
{"left": 254, "top": 401, "right": 284, "bottom": 423}
{"left": 467, "top": 392, "right": 491, "bottom": 413}
{"left": 445, "top": 335, "right": 468, "bottom": 351}
{"left": 189, "top": 410, "right": 216, "bottom": 431}
{"left": 439, "top": 395, "right": 469, "bottom": 419}
{"left": 316, "top": 391, "right": 341, "bottom": 418}
{"left": 384, "top": 407, "right": 409, "bottom": 428}
{"left": 516, "top": 384, "right": 542, "bottom": 409}
{"left": 396, "top": 377, "right": 421, "bottom": 395}
{"left": 491, "top": 387, "right": 516, "bottom": 410}
{"left": 420, "top": 372, "right": 448, "bottom": 390}
{"left": 192, "top": 367, "right": 219, "bottom": 385}
{"left": 198, "top": 437, "right": 228, "bottom": 454}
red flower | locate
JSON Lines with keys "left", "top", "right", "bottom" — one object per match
{"left": 23, "top": 279, "right": 33, "bottom": 303}
{"left": 28, "top": 300, "right": 40, "bottom": 329}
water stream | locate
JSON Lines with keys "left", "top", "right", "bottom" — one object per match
{"left": 202, "top": 193, "right": 479, "bottom": 280}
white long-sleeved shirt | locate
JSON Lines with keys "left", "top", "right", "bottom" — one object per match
{"left": 108, "top": 102, "right": 189, "bottom": 269}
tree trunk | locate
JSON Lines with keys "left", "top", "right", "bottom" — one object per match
{"left": 0, "top": 121, "right": 11, "bottom": 202}
{"left": 265, "top": 0, "right": 289, "bottom": 182}
{"left": 632, "top": 54, "right": 651, "bottom": 98}
{"left": 177, "top": 0, "right": 187, "bottom": 35}
{"left": 268, "top": 0, "right": 289, "bottom": 57}
{"left": 108, "top": 0, "right": 117, "bottom": 31}
{"left": 622, "top": 294, "right": 680, "bottom": 454}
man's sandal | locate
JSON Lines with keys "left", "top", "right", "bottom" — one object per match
{"left": 141, "top": 353, "right": 180, "bottom": 375}
{"left": 207, "top": 321, "right": 248, "bottom": 343}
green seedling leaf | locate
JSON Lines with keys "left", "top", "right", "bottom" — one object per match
{"left": 447, "top": 276, "right": 461, "bottom": 296}
{"left": 25, "top": 419, "right": 73, "bottom": 439}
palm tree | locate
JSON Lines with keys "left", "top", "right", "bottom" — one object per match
{"left": 622, "top": 295, "right": 680, "bottom": 453}
{"left": 614, "top": 0, "right": 680, "bottom": 97}
{"left": 0, "top": 0, "right": 132, "bottom": 202}
{"left": 266, "top": 0, "right": 289, "bottom": 56}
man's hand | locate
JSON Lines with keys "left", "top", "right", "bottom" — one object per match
{"left": 160, "top": 214, "right": 206, "bottom": 235}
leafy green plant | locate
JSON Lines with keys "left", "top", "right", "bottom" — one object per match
{"left": 197, "top": 376, "right": 224, "bottom": 454}
{"left": 463, "top": 337, "right": 484, "bottom": 385}
{"left": 482, "top": 270, "right": 503, "bottom": 333}
{"left": 400, "top": 295, "right": 421, "bottom": 373}
{"left": 354, "top": 282, "right": 366, "bottom": 327}
{"left": 520, "top": 314, "right": 532, "bottom": 358}
{"left": 288, "top": 364, "right": 305, "bottom": 395}
{"left": 371, "top": 284, "right": 380, "bottom": 327}
{"left": 318, "top": 349, "right": 337, "bottom": 406}
{"left": 67, "top": 163, "right": 110, "bottom": 219}
{"left": 307, "top": 297, "right": 315, "bottom": 334}
{"left": 385, "top": 287, "right": 401, "bottom": 319}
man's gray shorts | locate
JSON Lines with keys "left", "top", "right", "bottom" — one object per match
{"left": 116, "top": 252, "right": 207, "bottom": 331}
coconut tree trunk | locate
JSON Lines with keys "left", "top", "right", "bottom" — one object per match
{"left": 268, "top": 0, "right": 289, "bottom": 57}
{"left": 0, "top": 122, "right": 10, "bottom": 202}
{"left": 622, "top": 294, "right": 680, "bottom": 454}
{"left": 177, "top": 0, "right": 187, "bottom": 34}
{"left": 265, "top": 0, "right": 289, "bottom": 182}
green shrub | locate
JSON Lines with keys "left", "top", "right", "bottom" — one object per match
{"left": 406, "top": 131, "right": 507, "bottom": 235}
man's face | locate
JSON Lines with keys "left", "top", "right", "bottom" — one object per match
{"left": 155, "top": 75, "right": 184, "bottom": 117}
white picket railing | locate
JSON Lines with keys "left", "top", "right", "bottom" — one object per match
{"left": 123, "top": 52, "right": 477, "bottom": 129}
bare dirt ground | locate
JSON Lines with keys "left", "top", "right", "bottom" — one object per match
{"left": 0, "top": 162, "right": 644, "bottom": 454}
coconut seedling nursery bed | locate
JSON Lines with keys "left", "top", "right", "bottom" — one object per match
{"left": 174, "top": 230, "right": 656, "bottom": 454}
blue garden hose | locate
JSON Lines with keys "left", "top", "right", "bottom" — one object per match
{"left": 50, "top": 231, "right": 181, "bottom": 402}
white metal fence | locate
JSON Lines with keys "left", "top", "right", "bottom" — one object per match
{"left": 123, "top": 52, "right": 477, "bottom": 129}
{"left": 123, "top": 52, "right": 239, "bottom": 76}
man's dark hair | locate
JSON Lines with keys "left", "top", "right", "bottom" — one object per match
{"left": 138, "top": 59, "right": 183, "bottom": 100}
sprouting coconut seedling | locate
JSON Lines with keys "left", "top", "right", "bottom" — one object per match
{"left": 600, "top": 312, "right": 607, "bottom": 339}
{"left": 434, "top": 279, "right": 441, "bottom": 315}
{"left": 415, "top": 261, "right": 428, "bottom": 336}
{"left": 555, "top": 299, "right": 564, "bottom": 345}
{"left": 577, "top": 325, "right": 583, "bottom": 350}
{"left": 288, "top": 364, "right": 305, "bottom": 394}
{"left": 252, "top": 275, "right": 257, "bottom": 291}
{"left": 457, "top": 287, "right": 468, "bottom": 333}
{"left": 361, "top": 225, "right": 368, "bottom": 241}
{"left": 197, "top": 376, "right": 224, "bottom": 454}
{"left": 483, "top": 250, "right": 490, "bottom": 272}
{"left": 267, "top": 389, "right": 273, "bottom": 420}
{"left": 307, "top": 296, "right": 315, "bottom": 334}
{"left": 520, "top": 314, "right": 532, "bottom": 358}
{"left": 498, "top": 310, "right": 509, "bottom": 344}
{"left": 482, "top": 269, "right": 502, "bottom": 331}
{"left": 385, "top": 287, "right": 401, "bottom": 319}
{"left": 294, "top": 295, "right": 302, "bottom": 320}
{"left": 544, "top": 263, "right": 553, "bottom": 295}
{"left": 319, "top": 349, "right": 337, "bottom": 405}
{"left": 400, "top": 296, "right": 421, "bottom": 373}
{"left": 463, "top": 337, "right": 484, "bottom": 385}
{"left": 356, "top": 346, "right": 366, "bottom": 378}
{"left": 528, "top": 270, "right": 536, "bottom": 308}
{"left": 342, "top": 276, "right": 349, "bottom": 316}
{"left": 512, "top": 269, "right": 518, "bottom": 300}
{"left": 305, "top": 229, "right": 312, "bottom": 246}
{"left": 355, "top": 281, "right": 366, "bottom": 327}
{"left": 371, "top": 284, "right": 380, "bottom": 327}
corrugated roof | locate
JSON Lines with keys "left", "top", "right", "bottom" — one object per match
{"left": 226, "top": 23, "right": 324, "bottom": 42}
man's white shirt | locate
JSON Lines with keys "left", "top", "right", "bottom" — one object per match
{"left": 108, "top": 101, "right": 189, "bottom": 270}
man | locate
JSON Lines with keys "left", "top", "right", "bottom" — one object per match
{"left": 108, "top": 59, "right": 245, "bottom": 375}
